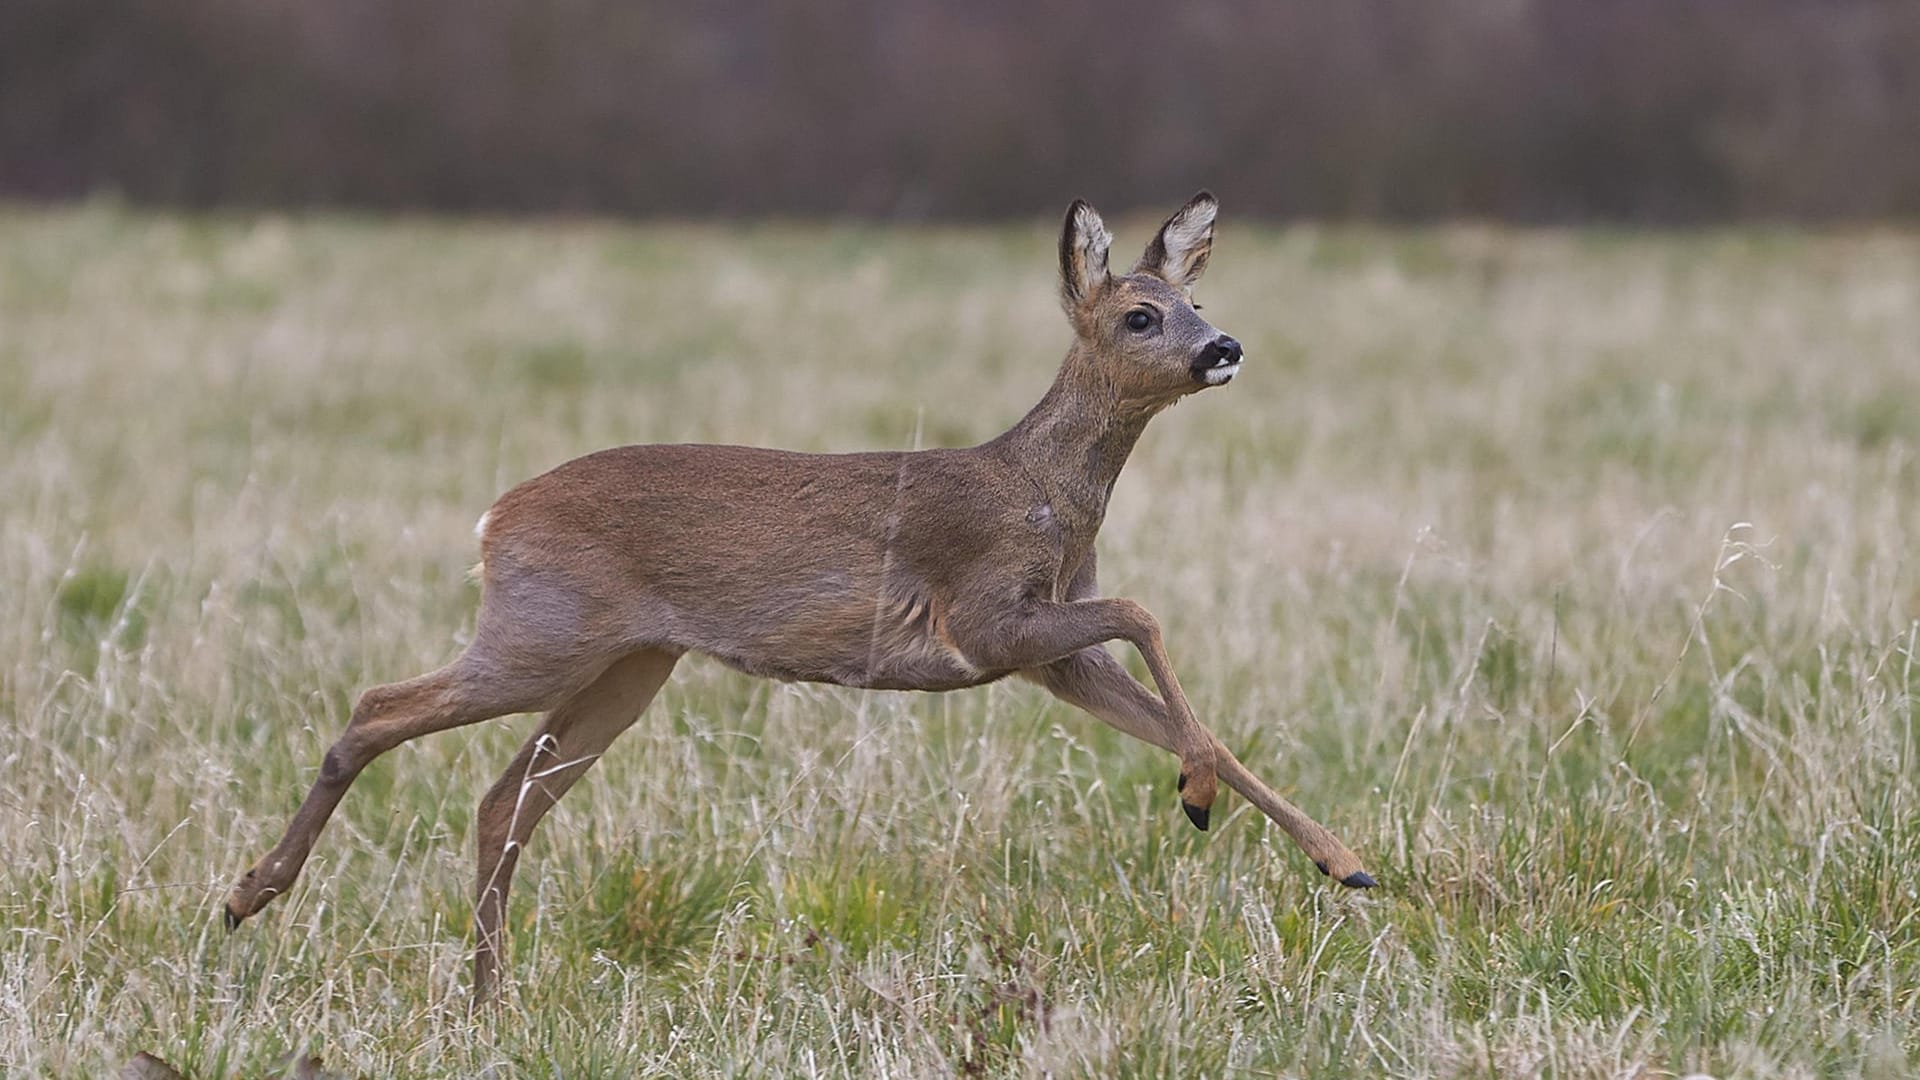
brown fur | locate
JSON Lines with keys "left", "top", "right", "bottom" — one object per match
{"left": 223, "top": 192, "right": 1373, "bottom": 999}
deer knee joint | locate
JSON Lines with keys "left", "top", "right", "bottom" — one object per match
{"left": 1110, "top": 598, "right": 1159, "bottom": 640}
{"left": 348, "top": 686, "right": 392, "bottom": 726}
{"left": 318, "top": 742, "right": 357, "bottom": 786}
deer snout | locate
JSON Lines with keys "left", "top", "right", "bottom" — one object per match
{"left": 1191, "top": 335, "right": 1243, "bottom": 386}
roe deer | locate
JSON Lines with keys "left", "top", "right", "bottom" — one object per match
{"left": 223, "top": 192, "right": 1375, "bottom": 997}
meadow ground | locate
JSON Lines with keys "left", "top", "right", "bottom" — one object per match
{"left": 1, "top": 206, "right": 1917, "bottom": 1078}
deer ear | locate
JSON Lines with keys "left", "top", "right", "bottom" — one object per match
{"left": 1058, "top": 199, "right": 1112, "bottom": 311}
{"left": 1134, "top": 190, "right": 1217, "bottom": 292}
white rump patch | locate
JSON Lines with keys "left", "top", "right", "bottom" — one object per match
{"left": 469, "top": 510, "right": 493, "bottom": 580}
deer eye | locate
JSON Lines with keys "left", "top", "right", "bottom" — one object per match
{"left": 1125, "top": 310, "right": 1154, "bottom": 332}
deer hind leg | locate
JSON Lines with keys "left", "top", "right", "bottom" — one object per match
{"left": 471, "top": 647, "right": 680, "bottom": 999}
{"left": 223, "top": 646, "right": 596, "bottom": 930}
{"left": 1024, "top": 645, "right": 1374, "bottom": 888}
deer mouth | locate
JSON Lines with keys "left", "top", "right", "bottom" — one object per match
{"left": 1191, "top": 356, "right": 1241, "bottom": 386}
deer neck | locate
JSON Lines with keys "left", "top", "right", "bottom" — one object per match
{"left": 997, "top": 350, "right": 1157, "bottom": 530}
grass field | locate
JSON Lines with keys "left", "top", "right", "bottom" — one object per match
{"left": 2, "top": 205, "right": 1917, "bottom": 1077}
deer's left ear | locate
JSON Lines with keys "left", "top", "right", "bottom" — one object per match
{"left": 1134, "top": 190, "right": 1217, "bottom": 292}
{"left": 1059, "top": 199, "right": 1113, "bottom": 312}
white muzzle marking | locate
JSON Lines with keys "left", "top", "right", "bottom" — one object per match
{"left": 1202, "top": 361, "right": 1241, "bottom": 385}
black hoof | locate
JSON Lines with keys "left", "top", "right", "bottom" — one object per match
{"left": 1340, "top": 871, "right": 1378, "bottom": 889}
{"left": 1182, "top": 801, "right": 1210, "bottom": 831}
{"left": 223, "top": 905, "right": 243, "bottom": 932}
{"left": 1176, "top": 772, "right": 1188, "bottom": 792}
{"left": 1314, "top": 860, "right": 1330, "bottom": 876}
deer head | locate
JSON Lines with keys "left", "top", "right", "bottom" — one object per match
{"left": 1058, "top": 191, "right": 1243, "bottom": 407}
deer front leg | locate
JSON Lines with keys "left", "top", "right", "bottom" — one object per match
{"left": 1025, "top": 645, "right": 1376, "bottom": 888}
{"left": 950, "top": 596, "right": 1219, "bottom": 828}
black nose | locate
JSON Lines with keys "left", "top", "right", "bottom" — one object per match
{"left": 1203, "top": 335, "right": 1242, "bottom": 366}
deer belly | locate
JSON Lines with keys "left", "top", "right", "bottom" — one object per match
{"left": 687, "top": 587, "right": 994, "bottom": 691}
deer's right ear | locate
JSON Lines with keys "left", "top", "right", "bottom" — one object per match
{"left": 1058, "top": 199, "right": 1112, "bottom": 312}
{"left": 1134, "top": 191, "right": 1217, "bottom": 293}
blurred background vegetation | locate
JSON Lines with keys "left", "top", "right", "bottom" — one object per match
{"left": 5, "top": 0, "right": 1919, "bottom": 222}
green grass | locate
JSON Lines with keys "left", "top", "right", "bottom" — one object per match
{"left": 2, "top": 205, "right": 1918, "bottom": 1076}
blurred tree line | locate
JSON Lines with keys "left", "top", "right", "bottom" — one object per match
{"left": 4, "top": 0, "right": 1918, "bottom": 221}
